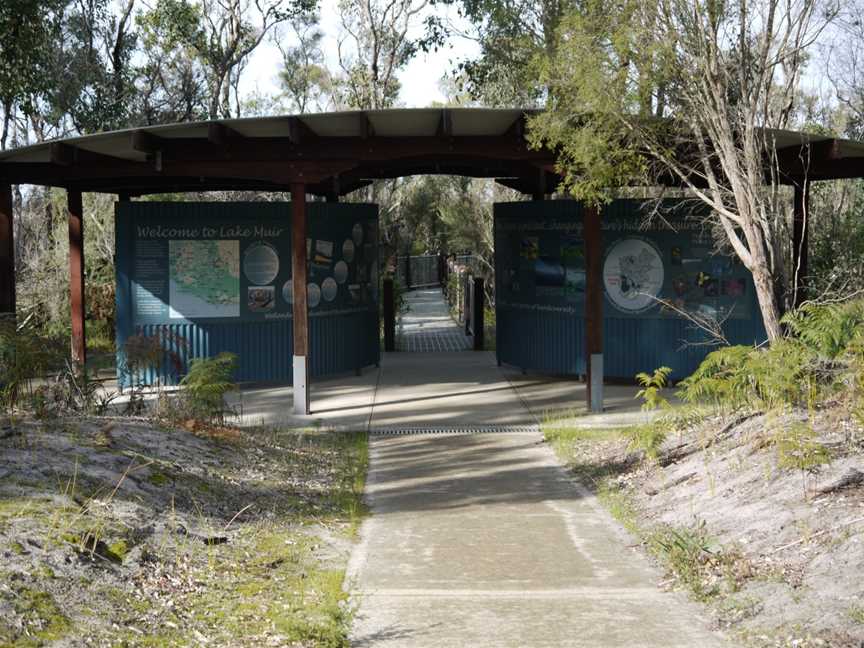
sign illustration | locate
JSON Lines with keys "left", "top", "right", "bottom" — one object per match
{"left": 603, "top": 237, "right": 664, "bottom": 313}
{"left": 169, "top": 240, "right": 240, "bottom": 318}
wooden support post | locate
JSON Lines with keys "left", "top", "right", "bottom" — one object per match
{"left": 291, "top": 183, "right": 310, "bottom": 415}
{"left": 465, "top": 274, "right": 472, "bottom": 334}
{"left": 473, "top": 277, "right": 485, "bottom": 351}
{"left": 0, "top": 184, "right": 14, "bottom": 323}
{"left": 383, "top": 278, "right": 395, "bottom": 352}
{"left": 68, "top": 189, "right": 86, "bottom": 366}
{"left": 405, "top": 253, "right": 412, "bottom": 290}
{"left": 584, "top": 203, "right": 603, "bottom": 412}
{"left": 792, "top": 181, "right": 810, "bottom": 308}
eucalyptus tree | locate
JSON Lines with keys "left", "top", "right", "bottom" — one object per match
{"left": 276, "top": 12, "right": 337, "bottom": 112}
{"left": 142, "top": 0, "right": 316, "bottom": 119}
{"left": 336, "top": 0, "right": 442, "bottom": 109}
{"left": 530, "top": 0, "right": 839, "bottom": 341}
{"left": 446, "top": 0, "right": 579, "bottom": 106}
{"left": 0, "top": 0, "right": 68, "bottom": 148}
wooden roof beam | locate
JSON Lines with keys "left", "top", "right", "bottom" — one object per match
{"left": 504, "top": 114, "right": 527, "bottom": 140}
{"left": 131, "top": 130, "right": 164, "bottom": 171}
{"left": 207, "top": 122, "right": 244, "bottom": 146}
{"left": 776, "top": 137, "right": 844, "bottom": 179}
{"left": 436, "top": 109, "right": 453, "bottom": 139}
{"left": 359, "top": 112, "right": 374, "bottom": 139}
{"left": 287, "top": 117, "right": 317, "bottom": 144}
{"left": 50, "top": 142, "right": 133, "bottom": 167}
{"left": 49, "top": 142, "right": 76, "bottom": 166}
{"left": 131, "top": 130, "right": 162, "bottom": 154}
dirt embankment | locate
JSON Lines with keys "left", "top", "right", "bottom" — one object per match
{"left": 0, "top": 415, "right": 366, "bottom": 647}
{"left": 548, "top": 410, "right": 864, "bottom": 648}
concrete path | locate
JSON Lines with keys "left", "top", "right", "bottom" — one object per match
{"left": 348, "top": 432, "right": 731, "bottom": 647}
{"left": 398, "top": 288, "right": 471, "bottom": 352}
{"left": 223, "top": 288, "right": 672, "bottom": 430}
{"left": 367, "top": 351, "right": 534, "bottom": 430}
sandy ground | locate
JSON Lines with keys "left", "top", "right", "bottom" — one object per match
{"left": 551, "top": 408, "right": 864, "bottom": 648}
{"left": 0, "top": 415, "right": 362, "bottom": 646}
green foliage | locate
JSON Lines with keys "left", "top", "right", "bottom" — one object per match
{"left": 442, "top": 0, "right": 578, "bottom": 106}
{"left": 776, "top": 423, "right": 832, "bottom": 472}
{"left": 179, "top": 352, "right": 238, "bottom": 424}
{"left": 677, "top": 346, "right": 756, "bottom": 409}
{"left": 0, "top": 0, "right": 65, "bottom": 116}
{"left": 809, "top": 179, "right": 864, "bottom": 300}
{"left": 623, "top": 421, "right": 667, "bottom": 461}
{"left": 775, "top": 422, "right": 832, "bottom": 498}
{"left": 0, "top": 321, "right": 61, "bottom": 412}
{"left": 647, "top": 520, "right": 746, "bottom": 602}
{"left": 526, "top": 2, "right": 670, "bottom": 204}
{"left": 680, "top": 299, "right": 864, "bottom": 414}
{"left": 635, "top": 366, "right": 672, "bottom": 411}
{"left": 678, "top": 342, "right": 815, "bottom": 411}
{"left": 781, "top": 300, "right": 864, "bottom": 361}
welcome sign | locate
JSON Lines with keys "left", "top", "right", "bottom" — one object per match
{"left": 114, "top": 201, "right": 380, "bottom": 385}
{"left": 123, "top": 202, "right": 378, "bottom": 326}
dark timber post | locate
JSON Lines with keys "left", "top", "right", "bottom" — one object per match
{"left": 473, "top": 277, "right": 484, "bottom": 351}
{"left": 405, "top": 253, "right": 412, "bottom": 290}
{"left": 291, "top": 183, "right": 310, "bottom": 415}
{"left": 68, "top": 189, "right": 86, "bottom": 367}
{"left": 0, "top": 184, "right": 14, "bottom": 324}
{"left": 584, "top": 203, "right": 603, "bottom": 412}
{"left": 792, "top": 180, "right": 810, "bottom": 308}
{"left": 383, "top": 277, "right": 395, "bottom": 351}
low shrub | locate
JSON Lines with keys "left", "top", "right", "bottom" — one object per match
{"left": 178, "top": 352, "right": 238, "bottom": 424}
{"left": 0, "top": 321, "right": 62, "bottom": 412}
{"left": 635, "top": 366, "right": 672, "bottom": 411}
{"left": 678, "top": 298, "right": 864, "bottom": 414}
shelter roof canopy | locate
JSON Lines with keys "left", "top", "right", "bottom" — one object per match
{"left": 0, "top": 108, "right": 862, "bottom": 196}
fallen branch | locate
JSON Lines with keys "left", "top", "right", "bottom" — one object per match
{"left": 223, "top": 503, "right": 254, "bottom": 531}
{"left": 176, "top": 525, "right": 228, "bottom": 546}
{"left": 769, "top": 516, "right": 864, "bottom": 554}
{"left": 644, "top": 471, "right": 697, "bottom": 496}
{"left": 815, "top": 468, "right": 864, "bottom": 496}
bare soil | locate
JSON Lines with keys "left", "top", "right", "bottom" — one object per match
{"left": 548, "top": 409, "right": 864, "bottom": 648}
{"left": 0, "top": 414, "right": 365, "bottom": 647}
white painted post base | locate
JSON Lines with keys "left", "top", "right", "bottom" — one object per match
{"left": 590, "top": 353, "right": 604, "bottom": 413}
{"left": 293, "top": 355, "right": 309, "bottom": 415}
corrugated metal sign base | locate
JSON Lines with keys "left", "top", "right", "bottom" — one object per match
{"left": 369, "top": 425, "right": 540, "bottom": 436}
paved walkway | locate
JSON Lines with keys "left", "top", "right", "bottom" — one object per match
{"left": 228, "top": 289, "right": 726, "bottom": 645}
{"left": 397, "top": 288, "right": 471, "bottom": 352}
{"left": 347, "top": 433, "right": 729, "bottom": 647}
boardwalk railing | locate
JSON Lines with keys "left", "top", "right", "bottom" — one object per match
{"left": 443, "top": 256, "right": 485, "bottom": 351}
{"left": 396, "top": 254, "right": 440, "bottom": 289}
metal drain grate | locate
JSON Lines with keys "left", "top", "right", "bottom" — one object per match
{"left": 369, "top": 424, "right": 540, "bottom": 436}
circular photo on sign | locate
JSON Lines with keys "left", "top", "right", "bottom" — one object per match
{"left": 307, "top": 282, "right": 321, "bottom": 308}
{"left": 322, "top": 277, "right": 338, "bottom": 302}
{"left": 282, "top": 280, "right": 293, "bottom": 304}
{"left": 244, "top": 241, "right": 279, "bottom": 286}
{"left": 342, "top": 239, "right": 355, "bottom": 262}
{"left": 603, "top": 237, "right": 664, "bottom": 313}
{"left": 334, "top": 260, "right": 349, "bottom": 284}
{"left": 352, "top": 223, "right": 364, "bottom": 246}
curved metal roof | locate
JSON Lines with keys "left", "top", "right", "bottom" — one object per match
{"left": 0, "top": 108, "right": 862, "bottom": 196}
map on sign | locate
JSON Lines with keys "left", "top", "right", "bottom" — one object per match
{"left": 603, "top": 237, "right": 665, "bottom": 313}
{"left": 169, "top": 240, "right": 240, "bottom": 318}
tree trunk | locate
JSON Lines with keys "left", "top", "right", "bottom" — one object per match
{"left": 751, "top": 264, "right": 783, "bottom": 342}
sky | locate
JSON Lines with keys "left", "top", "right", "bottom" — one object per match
{"left": 238, "top": 0, "right": 481, "bottom": 109}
